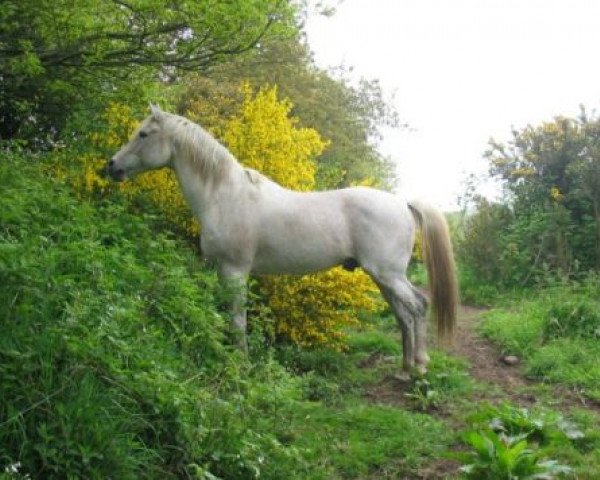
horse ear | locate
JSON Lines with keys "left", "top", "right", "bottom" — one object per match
{"left": 149, "top": 102, "right": 164, "bottom": 121}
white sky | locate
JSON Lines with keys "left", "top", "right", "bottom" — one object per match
{"left": 305, "top": 0, "right": 600, "bottom": 209}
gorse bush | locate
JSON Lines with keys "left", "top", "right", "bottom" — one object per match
{"left": 224, "top": 84, "right": 324, "bottom": 191}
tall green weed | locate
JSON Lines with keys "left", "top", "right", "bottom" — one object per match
{"left": 0, "top": 150, "right": 312, "bottom": 478}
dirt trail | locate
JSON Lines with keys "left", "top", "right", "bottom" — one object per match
{"left": 369, "top": 303, "right": 599, "bottom": 410}
{"left": 366, "top": 304, "right": 533, "bottom": 409}
{"left": 452, "top": 304, "right": 600, "bottom": 412}
{"left": 448, "top": 305, "right": 535, "bottom": 403}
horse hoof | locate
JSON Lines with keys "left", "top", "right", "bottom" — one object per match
{"left": 393, "top": 372, "right": 412, "bottom": 382}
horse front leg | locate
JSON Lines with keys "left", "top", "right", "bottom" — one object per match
{"left": 218, "top": 267, "right": 249, "bottom": 352}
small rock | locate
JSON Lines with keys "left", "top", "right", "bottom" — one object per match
{"left": 500, "top": 355, "right": 520, "bottom": 366}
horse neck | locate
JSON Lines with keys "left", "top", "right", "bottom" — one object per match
{"left": 170, "top": 132, "right": 244, "bottom": 221}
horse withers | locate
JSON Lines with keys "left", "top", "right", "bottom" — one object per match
{"left": 108, "top": 104, "right": 459, "bottom": 378}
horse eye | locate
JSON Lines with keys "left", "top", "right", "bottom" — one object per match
{"left": 139, "top": 131, "right": 148, "bottom": 138}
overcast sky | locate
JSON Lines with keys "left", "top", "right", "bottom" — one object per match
{"left": 305, "top": 0, "right": 600, "bottom": 209}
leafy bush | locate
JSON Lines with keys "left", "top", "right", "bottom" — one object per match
{"left": 457, "top": 404, "right": 579, "bottom": 479}
{"left": 467, "top": 404, "right": 584, "bottom": 446}
{"left": 0, "top": 151, "right": 316, "bottom": 479}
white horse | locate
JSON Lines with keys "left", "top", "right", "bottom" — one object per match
{"left": 108, "top": 104, "right": 458, "bottom": 378}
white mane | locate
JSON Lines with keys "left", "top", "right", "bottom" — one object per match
{"left": 163, "top": 113, "right": 238, "bottom": 183}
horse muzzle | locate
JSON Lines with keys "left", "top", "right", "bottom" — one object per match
{"left": 107, "top": 159, "right": 126, "bottom": 182}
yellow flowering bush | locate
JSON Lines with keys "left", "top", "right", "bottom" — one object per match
{"left": 260, "top": 268, "right": 382, "bottom": 348}
{"left": 224, "top": 84, "right": 320, "bottom": 191}
{"left": 222, "top": 84, "right": 383, "bottom": 349}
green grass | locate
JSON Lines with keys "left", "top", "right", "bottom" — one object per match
{"left": 291, "top": 401, "right": 451, "bottom": 479}
{"left": 478, "top": 283, "right": 600, "bottom": 400}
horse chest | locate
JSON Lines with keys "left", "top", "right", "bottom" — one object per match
{"left": 200, "top": 224, "right": 255, "bottom": 266}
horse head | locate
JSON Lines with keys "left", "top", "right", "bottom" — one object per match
{"left": 108, "top": 104, "right": 173, "bottom": 181}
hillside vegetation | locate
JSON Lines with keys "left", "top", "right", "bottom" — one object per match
{"left": 2, "top": 1, "right": 600, "bottom": 478}
{"left": 1, "top": 152, "right": 452, "bottom": 479}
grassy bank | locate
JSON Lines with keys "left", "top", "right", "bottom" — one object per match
{"left": 0, "top": 151, "right": 455, "bottom": 478}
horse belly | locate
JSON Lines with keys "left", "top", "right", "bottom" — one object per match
{"left": 251, "top": 250, "right": 343, "bottom": 275}
{"left": 251, "top": 217, "right": 350, "bottom": 275}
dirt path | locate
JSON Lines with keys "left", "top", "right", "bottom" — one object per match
{"left": 368, "top": 303, "right": 599, "bottom": 410}
{"left": 366, "top": 304, "right": 533, "bottom": 409}
{"left": 448, "top": 305, "right": 536, "bottom": 404}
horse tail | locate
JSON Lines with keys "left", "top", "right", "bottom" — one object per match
{"left": 408, "top": 201, "right": 459, "bottom": 342}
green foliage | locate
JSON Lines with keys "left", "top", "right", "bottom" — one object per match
{"left": 459, "top": 110, "right": 600, "bottom": 294}
{"left": 292, "top": 401, "right": 450, "bottom": 479}
{"left": 542, "top": 297, "right": 600, "bottom": 340}
{"left": 346, "top": 330, "right": 401, "bottom": 356}
{"left": 1, "top": 0, "right": 297, "bottom": 141}
{"left": 456, "top": 404, "right": 582, "bottom": 479}
{"left": 178, "top": 36, "right": 399, "bottom": 189}
{"left": 405, "top": 379, "right": 441, "bottom": 411}
{"left": 404, "top": 352, "right": 473, "bottom": 412}
{"left": 467, "top": 404, "right": 584, "bottom": 446}
{"left": 456, "top": 430, "right": 572, "bottom": 480}
{"left": 1, "top": 150, "right": 218, "bottom": 476}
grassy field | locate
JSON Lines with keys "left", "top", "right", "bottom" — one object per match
{"left": 2, "top": 151, "right": 599, "bottom": 478}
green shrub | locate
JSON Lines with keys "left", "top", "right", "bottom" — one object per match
{"left": 0, "top": 151, "right": 314, "bottom": 479}
{"left": 467, "top": 403, "right": 584, "bottom": 446}
{"left": 457, "top": 404, "right": 579, "bottom": 479}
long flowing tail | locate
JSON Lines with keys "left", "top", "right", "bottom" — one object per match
{"left": 408, "top": 201, "right": 459, "bottom": 342}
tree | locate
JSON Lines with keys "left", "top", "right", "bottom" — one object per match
{"left": 0, "top": 0, "right": 297, "bottom": 140}
{"left": 570, "top": 112, "right": 600, "bottom": 268}
{"left": 461, "top": 112, "right": 600, "bottom": 285}
{"left": 178, "top": 36, "right": 400, "bottom": 189}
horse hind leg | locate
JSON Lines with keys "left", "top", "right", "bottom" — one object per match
{"left": 411, "top": 287, "right": 430, "bottom": 370}
{"left": 376, "top": 276, "right": 424, "bottom": 378}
